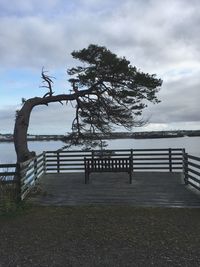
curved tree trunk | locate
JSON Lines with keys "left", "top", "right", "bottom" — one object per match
{"left": 13, "top": 90, "right": 90, "bottom": 164}
{"left": 14, "top": 99, "right": 36, "bottom": 163}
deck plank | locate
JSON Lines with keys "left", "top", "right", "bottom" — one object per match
{"left": 27, "top": 172, "right": 200, "bottom": 207}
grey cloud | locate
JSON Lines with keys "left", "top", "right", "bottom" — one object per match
{"left": 143, "top": 73, "right": 200, "bottom": 123}
{"left": 28, "top": 103, "right": 75, "bottom": 134}
{"left": 0, "top": 103, "right": 75, "bottom": 134}
{"left": 0, "top": 0, "right": 200, "bottom": 132}
{"left": 103, "top": 0, "right": 200, "bottom": 75}
{"left": 0, "top": 0, "right": 200, "bottom": 72}
{"left": 0, "top": 106, "right": 16, "bottom": 133}
{"left": 0, "top": 0, "right": 64, "bottom": 17}
{"left": 0, "top": 14, "right": 108, "bottom": 69}
{"left": 0, "top": 16, "right": 71, "bottom": 69}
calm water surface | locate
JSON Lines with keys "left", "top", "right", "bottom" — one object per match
{"left": 108, "top": 136, "right": 200, "bottom": 156}
{"left": 0, "top": 137, "right": 200, "bottom": 163}
{"left": 0, "top": 141, "right": 64, "bottom": 163}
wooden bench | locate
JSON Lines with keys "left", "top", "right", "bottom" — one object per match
{"left": 84, "top": 157, "right": 133, "bottom": 184}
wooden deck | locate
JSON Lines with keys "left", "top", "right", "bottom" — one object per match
{"left": 27, "top": 172, "right": 200, "bottom": 207}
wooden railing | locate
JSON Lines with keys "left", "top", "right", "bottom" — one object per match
{"left": 19, "top": 153, "right": 45, "bottom": 200}
{"left": 0, "top": 152, "right": 45, "bottom": 200}
{"left": 0, "top": 163, "right": 20, "bottom": 202}
{"left": 183, "top": 152, "right": 200, "bottom": 191}
{"left": 45, "top": 148, "right": 184, "bottom": 173}
{"left": 0, "top": 163, "right": 18, "bottom": 180}
{"left": 1, "top": 148, "right": 200, "bottom": 201}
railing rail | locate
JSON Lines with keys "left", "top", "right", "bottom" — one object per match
{"left": 0, "top": 163, "right": 18, "bottom": 179}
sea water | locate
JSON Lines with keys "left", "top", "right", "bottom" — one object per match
{"left": 0, "top": 136, "right": 199, "bottom": 163}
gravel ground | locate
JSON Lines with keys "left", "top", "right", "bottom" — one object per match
{"left": 1, "top": 205, "right": 200, "bottom": 266}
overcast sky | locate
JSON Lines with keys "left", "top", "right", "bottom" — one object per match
{"left": 0, "top": 0, "right": 200, "bottom": 134}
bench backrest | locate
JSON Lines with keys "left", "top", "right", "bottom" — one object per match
{"left": 84, "top": 157, "right": 132, "bottom": 172}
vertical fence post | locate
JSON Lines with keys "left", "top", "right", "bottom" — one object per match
{"left": 43, "top": 151, "right": 46, "bottom": 174}
{"left": 169, "top": 148, "right": 172, "bottom": 172}
{"left": 182, "top": 148, "right": 185, "bottom": 173}
{"left": 129, "top": 156, "right": 133, "bottom": 184}
{"left": 57, "top": 151, "right": 60, "bottom": 173}
{"left": 183, "top": 151, "right": 189, "bottom": 185}
{"left": 16, "top": 163, "right": 22, "bottom": 202}
{"left": 84, "top": 157, "right": 87, "bottom": 184}
{"left": 34, "top": 157, "right": 38, "bottom": 181}
{"left": 130, "top": 148, "right": 133, "bottom": 172}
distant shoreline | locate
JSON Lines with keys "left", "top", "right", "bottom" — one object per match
{"left": 0, "top": 130, "right": 200, "bottom": 143}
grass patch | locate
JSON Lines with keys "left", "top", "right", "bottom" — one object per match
{"left": 0, "top": 200, "right": 32, "bottom": 218}
{"left": 0, "top": 181, "right": 21, "bottom": 216}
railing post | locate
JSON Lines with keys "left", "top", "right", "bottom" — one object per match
{"left": 34, "top": 157, "right": 38, "bottom": 181}
{"left": 43, "top": 151, "right": 46, "bottom": 174}
{"left": 183, "top": 151, "right": 189, "bottom": 185}
{"left": 57, "top": 152, "right": 60, "bottom": 173}
{"left": 18, "top": 160, "right": 30, "bottom": 201}
{"left": 169, "top": 148, "right": 172, "bottom": 172}
{"left": 129, "top": 156, "right": 133, "bottom": 184}
{"left": 84, "top": 157, "right": 89, "bottom": 184}
{"left": 182, "top": 148, "right": 185, "bottom": 173}
{"left": 130, "top": 149, "right": 133, "bottom": 172}
{"left": 16, "top": 163, "right": 22, "bottom": 202}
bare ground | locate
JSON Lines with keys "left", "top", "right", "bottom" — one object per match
{"left": 1, "top": 205, "right": 200, "bottom": 266}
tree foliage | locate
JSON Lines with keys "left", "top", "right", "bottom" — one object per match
{"left": 66, "top": 44, "right": 162, "bottom": 146}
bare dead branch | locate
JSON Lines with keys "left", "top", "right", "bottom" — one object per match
{"left": 41, "top": 67, "right": 55, "bottom": 97}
